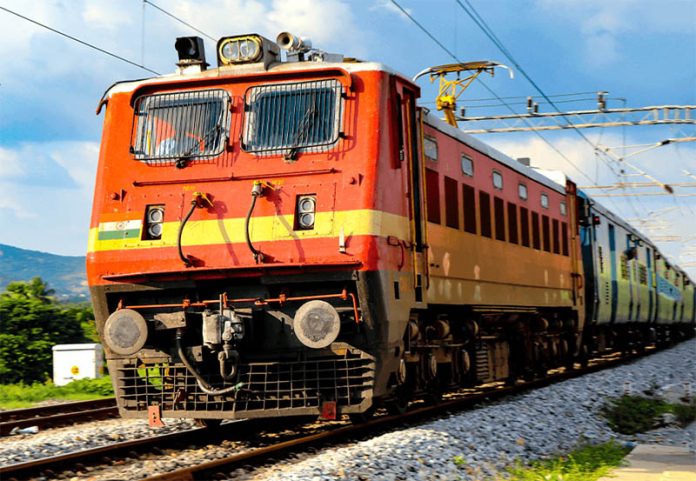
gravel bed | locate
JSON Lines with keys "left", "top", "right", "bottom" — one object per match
{"left": 240, "top": 339, "right": 696, "bottom": 481}
{"left": 0, "top": 417, "right": 196, "bottom": 466}
{"left": 1, "top": 340, "right": 693, "bottom": 480}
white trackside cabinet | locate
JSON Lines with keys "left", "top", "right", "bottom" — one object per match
{"left": 52, "top": 343, "right": 104, "bottom": 386}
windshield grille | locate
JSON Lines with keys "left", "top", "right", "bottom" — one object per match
{"left": 242, "top": 79, "right": 343, "bottom": 156}
{"left": 131, "top": 89, "right": 230, "bottom": 165}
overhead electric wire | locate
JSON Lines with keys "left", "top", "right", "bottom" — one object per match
{"left": 466, "top": 91, "right": 599, "bottom": 103}
{"left": 0, "top": 5, "right": 159, "bottom": 75}
{"left": 455, "top": 1, "right": 619, "bottom": 159}
{"left": 388, "top": 0, "right": 605, "bottom": 191}
{"left": 453, "top": 0, "right": 659, "bottom": 219}
{"left": 142, "top": 0, "right": 217, "bottom": 43}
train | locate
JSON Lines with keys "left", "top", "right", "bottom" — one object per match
{"left": 87, "top": 33, "right": 695, "bottom": 425}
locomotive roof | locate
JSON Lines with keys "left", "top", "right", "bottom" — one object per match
{"left": 423, "top": 111, "right": 568, "bottom": 196}
{"left": 102, "top": 61, "right": 410, "bottom": 98}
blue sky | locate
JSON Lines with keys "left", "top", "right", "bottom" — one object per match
{"left": 0, "top": 0, "right": 694, "bottom": 275}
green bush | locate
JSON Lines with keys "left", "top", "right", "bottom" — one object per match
{"left": 673, "top": 401, "right": 696, "bottom": 425}
{"left": 603, "top": 394, "right": 696, "bottom": 434}
{"left": 506, "top": 441, "right": 630, "bottom": 481}
{"left": 0, "top": 376, "right": 113, "bottom": 409}
{"left": 0, "top": 278, "right": 94, "bottom": 384}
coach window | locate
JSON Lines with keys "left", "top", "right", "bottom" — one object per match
{"left": 540, "top": 193, "right": 549, "bottom": 209}
{"left": 542, "top": 215, "right": 551, "bottom": 252}
{"left": 507, "top": 202, "right": 518, "bottom": 244}
{"left": 520, "top": 207, "right": 530, "bottom": 247}
{"left": 560, "top": 201, "right": 567, "bottom": 216}
{"left": 444, "top": 176, "right": 459, "bottom": 229}
{"left": 424, "top": 136, "right": 438, "bottom": 161}
{"left": 462, "top": 184, "right": 477, "bottom": 234}
{"left": 552, "top": 219, "right": 560, "bottom": 254}
{"left": 518, "top": 183, "right": 528, "bottom": 200}
{"left": 461, "top": 154, "right": 474, "bottom": 176}
{"left": 561, "top": 222, "right": 569, "bottom": 256}
{"left": 494, "top": 197, "right": 505, "bottom": 241}
{"left": 531, "top": 212, "right": 541, "bottom": 249}
{"left": 492, "top": 170, "right": 503, "bottom": 190}
{"left": 425, "top": 169, "right": 441, "bottom": 224}
{"left": 479, "top": 191, "right": 492, "bottom": 238}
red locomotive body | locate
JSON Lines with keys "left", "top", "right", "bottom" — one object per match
{"left": 87, "top": 33, "right": 688, "bottom": 424}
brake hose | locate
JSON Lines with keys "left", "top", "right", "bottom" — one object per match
{"left": 178, "top": 192, "right": 212, "bottom": 267}
{"left": 176, "top": 329, "right": 242, "bottom": 396}
{"left": 245, "top": 182, "right": 264, "bottom": 263}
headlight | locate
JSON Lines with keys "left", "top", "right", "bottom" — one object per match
{"left": 144, "top": 205, "right": 165, "bottom": 240}
{"left": 221, "top": 41, "right": 239, "bottom": 62}
{"left": 298, "top": 197, "right": 316, "bottom": 213}
{"left": 147, "top": 223, "right": 163, "bottom": 238}
{"left": 293, "top": 300, "right": 340, "bottom": 349}
{"left": 218, "top": 36, "right": 262, "bottom": 64}
{"left": 103, "top": 309, "right": 148, "bottom": 356}
{"left": 147, "top": 207, "right": 164, "bottom": 223}
{"left": 299, "top": 213, "right": 315, "bottom": 229}
{"left": 295, "top": 195, "right": 316, "bottom": 230}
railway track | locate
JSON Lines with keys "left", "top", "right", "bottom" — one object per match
{"left": 0, "top": 348, "right": 654, "bottom": 481}
{"left": 0, "top": 398, "right": 118, "bottom": 436}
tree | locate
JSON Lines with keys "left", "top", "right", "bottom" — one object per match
{"left": 0, "top": 277, "right": 89, "bottom": 384}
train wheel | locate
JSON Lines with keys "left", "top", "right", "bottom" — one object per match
{"left": 194, "top": 418, "right": 222, "bottom": 429}
{"left": 386, "top": 390, "right": 410, "bottom": 416}
{"left": 348, "top": 406, "right": 376, "bottom": 424}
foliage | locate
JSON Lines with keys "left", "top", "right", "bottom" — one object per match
{"left": 0, "top": 278, "right": 94, "bottom": 384}
{"left": 0, "top": 376, "right": 113, "bottom": 409}
{"left": 672, "top": 400, "right": 696, "bottom": 426}
{"left": 603, "top": 394, "right": 696, "bottom": 434}
{"left": 506, "top": 441, "right": 630, "bottom": 481}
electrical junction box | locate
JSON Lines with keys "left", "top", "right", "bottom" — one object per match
{"left": 52, "top": 343, "right": 104, "bottom": 386}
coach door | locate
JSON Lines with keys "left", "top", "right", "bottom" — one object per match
{"left": 394, "top": 80, "right": 428, "bottom": 303}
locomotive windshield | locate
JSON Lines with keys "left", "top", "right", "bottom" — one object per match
{"left": 131, "top": 89, "right": 230, "bottom": 164}
{"left": 242, "top": 79, "right": 342, "bottom": 155}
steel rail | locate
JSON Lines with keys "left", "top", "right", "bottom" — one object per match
{"left": 0, "top": 419, "right": 271, "bottom": 480}
{"left": 0, "top": 348, "right": 658, "bottom": 481}
{"left": 141, "top": 349, "right": 656, "bottom": 481}
{"left": 0, "top": 398, "right": 117, "bottom": 436}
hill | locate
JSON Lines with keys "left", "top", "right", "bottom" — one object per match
{"left": 0, "top": 244, "right": 88, "bottom": 302}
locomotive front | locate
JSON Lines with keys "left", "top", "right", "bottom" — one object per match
{"left": 87, "top": 34, "right": 397, "bottom": 422}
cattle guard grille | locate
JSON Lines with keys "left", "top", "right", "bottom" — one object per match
{"left": 114, "top": 344, "right": 374, "bottom": 417}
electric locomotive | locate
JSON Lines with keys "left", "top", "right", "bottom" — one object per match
{"left": 87, "top": 33, "right": 694, "bottom": 424}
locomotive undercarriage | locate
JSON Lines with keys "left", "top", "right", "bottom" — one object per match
{"left": 93, "top": 271, "right": 378, "bottom": 420}
{"left": 583, "top": 322, "right": 695, "bottom": 359}
{"left": 387, "top": 307, "right": 579, "bottom": 407}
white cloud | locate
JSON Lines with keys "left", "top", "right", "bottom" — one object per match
{"left": 534, "top": 0, "right": 696, "bottom": 67}
{"left": 0, "top": 143, "right": 91, "bottom": 188}
{"left": 0, "top": 141, "right": 98, "bottom": 255}
{"left": 370, "top": 0, "right": 412, "bottom": 20}
{"left": 0, "top": 196, "right": 37, "bottom": 220}
{"left": 82, "top": 2, "right": 131, "bottom": 31}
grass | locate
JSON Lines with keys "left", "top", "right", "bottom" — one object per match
{"left": 603, "top": 394, "right": 696, "bottom": 435}
{"left": 0, "top": 376, "right": 113, "bottom": 409}
{"left": 505, "top": 441, "right": 630, "bottom": 481}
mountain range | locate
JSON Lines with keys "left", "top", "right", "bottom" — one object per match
{"left": 0, "top": 244, "right": 89, "bottom": 302}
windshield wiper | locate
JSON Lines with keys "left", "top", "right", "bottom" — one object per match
{"left": 285, "top": 95, "right": 318, "bottom": 161}
{"left": 175, "top": 122, "right": 223, "bottom": 169}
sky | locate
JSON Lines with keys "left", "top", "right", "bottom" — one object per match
{"left": 0, "top": 0, "right": 694, "bottom": 275}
